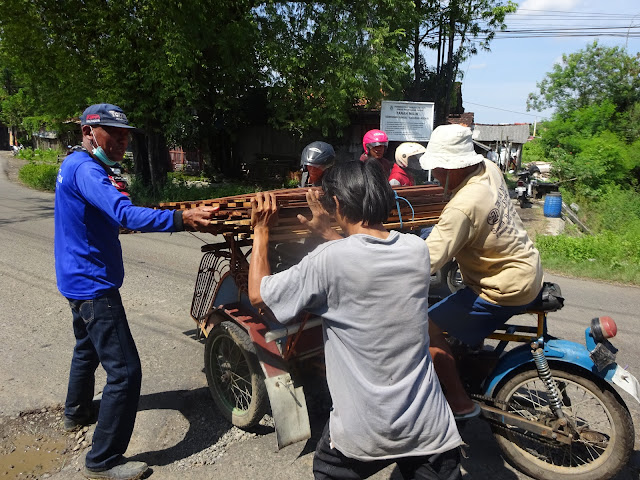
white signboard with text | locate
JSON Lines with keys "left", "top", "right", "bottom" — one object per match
{"left": 380, "top": 101, "right": 435, "bottom": 142}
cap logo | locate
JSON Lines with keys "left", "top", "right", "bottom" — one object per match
{"left": 108, "top": 110, "right": 128, "bottom": 123}
{"left": 85, "top": 114, "right": 101, "bottom": 123}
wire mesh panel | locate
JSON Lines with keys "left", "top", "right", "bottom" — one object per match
{"left": 191, "top": 252, "right": 230, "bottom": 323}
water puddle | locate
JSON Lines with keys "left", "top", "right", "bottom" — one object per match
{"left": 0, "top": 433, "right": 67, "bottom": 479}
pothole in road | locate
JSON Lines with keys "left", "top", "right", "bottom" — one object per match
{"left": 0, "top": 405, "right": 82, "bottom": 479}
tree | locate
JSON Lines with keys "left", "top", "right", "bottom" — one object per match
{"left": 407, "top": 0, "right": 516, "bottom": 124}
{"left": 0, "top": 0, "right": 517, "bottom": 183}
{"left": 527, "top": 41, "right": 640, "bottom": 118}
{"left": 255, "top": 1, "right": 413, "bottom": 136}
{"left": 0, "top": 0, "right": 263, "bottom": 184}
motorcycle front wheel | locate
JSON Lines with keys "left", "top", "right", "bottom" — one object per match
{"left": 492, "top": 365, "right": 634, "bottom": 480}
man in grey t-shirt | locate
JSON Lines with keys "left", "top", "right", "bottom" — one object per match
{"left": 248, "top": 161, "right": 461, "bottom": 480}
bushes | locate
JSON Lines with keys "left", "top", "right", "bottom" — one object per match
{"left": 17, "top": 147, "right": 61, "bottom": 164}
{"left": 535, "top": 183, "right": 640, "bottom": 285}
{"left": 16, "top": 148, "right": 63, "bottom": 191}
{"left": 18, "top": 163, "right": 59, "bottom": 191}
{"left": 128, "top": 176, "right": 260, "bottom": 205}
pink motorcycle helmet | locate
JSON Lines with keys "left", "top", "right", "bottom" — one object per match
{"left": 362, "top": 129, "right": 389, "bottom": 155}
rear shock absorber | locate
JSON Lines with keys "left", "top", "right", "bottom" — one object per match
{"left": 531, "top": 342, "right": 566, "bottom": 421}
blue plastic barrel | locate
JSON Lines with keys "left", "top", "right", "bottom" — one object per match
{"left": 544, "top": 192, "right": 562, "bottom": 218}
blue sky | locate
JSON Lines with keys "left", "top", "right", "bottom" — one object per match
{"left": 450, "top": 0, "right": 640, "bottom": 125}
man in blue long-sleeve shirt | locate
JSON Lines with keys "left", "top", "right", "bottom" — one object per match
{"left": 55, "top": 103, "right": 216, "bottom": 480}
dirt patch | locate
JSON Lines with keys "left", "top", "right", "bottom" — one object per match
{"left": 0, "top": 405, "right": 87, "bottom": 479}
{"left": 514, "top": 200, "right": 552, "bottom": 242}
{"left": 0, "top": 151, "right": 27, "bottom": 184}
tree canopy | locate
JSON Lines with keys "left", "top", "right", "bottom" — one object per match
{"left": 0, "top": 0, "right": 513, "bottom": 181}
{"left": 527, "top": 41, "right": 640, "bottom": 118}
{"left": 524, "top": 42, "right": 640, "bottom": 197}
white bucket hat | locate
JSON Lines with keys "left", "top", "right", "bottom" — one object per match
{"left": 419, "top": 124, "right": 484, "bottom": 170}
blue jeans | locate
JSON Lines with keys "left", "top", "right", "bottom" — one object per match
{"left": 65, "top": 290, "right": 142, "bottom": 470}
{"left": 428, "top": 287, "right": 543, "bottom": 347}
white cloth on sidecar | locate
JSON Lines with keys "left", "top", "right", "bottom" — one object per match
{"left": 260, "top": 230, "right": 462, "bottom": 461}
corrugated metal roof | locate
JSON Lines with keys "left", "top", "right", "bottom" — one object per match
{"left": 472, "top": 124, "right": 529, "bottom": 144}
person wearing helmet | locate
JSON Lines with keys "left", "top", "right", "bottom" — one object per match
{"left": 360, "top": 129, "right": 392, "bottom": 177}
{"left": 300, "top": 141, "right": 335, "bottom": 187}
{"left": 389, "top": 142, "right": 426, "bottom": 187}
{"left": 269, "top": 141, "right": 335, "bottom": 272}
{"left": 419, "top": 124, "right": 544, "bottom": 420}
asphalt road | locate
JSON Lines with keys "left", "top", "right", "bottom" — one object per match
{"left": 1, "top": 151, "right": 639, "bottom": 479}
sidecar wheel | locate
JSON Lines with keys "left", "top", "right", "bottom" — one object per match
{"left": 492, "top": 365, "right": 634, "bottom": 480}
{"left": 204, "top": 321, "right": 268, "bottom": 429}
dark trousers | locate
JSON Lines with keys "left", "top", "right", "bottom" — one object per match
{"left": 313, "top": 422, "right": 462, "bottom": 480}
{"left": 65, "top": 290, "right": 142, "bottom": 470}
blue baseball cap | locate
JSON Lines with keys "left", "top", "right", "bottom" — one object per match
{"left": 80, "top": 103, "right": 135, "bottom": 129}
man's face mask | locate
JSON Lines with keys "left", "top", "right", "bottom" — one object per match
{"left": 90, "top": 127, "right": 116, "bottom": 166}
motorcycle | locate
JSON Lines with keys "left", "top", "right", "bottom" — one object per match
{"left": 65, "top": 145, "right": 129, "bottom": 197}
{"left": 515, "top": 164, "right": 540, "bottom": 208}
{"left": 108, "top": 163, "right": 130, "bottom": 197}
{"left": 11, "top": 144, "right": 24, "bottom": 156}
{"left": 451, "top": 282, "right": 638, "bottom": 480}
{"left": 194, "top": 242, "right": 638, "bottom": 479}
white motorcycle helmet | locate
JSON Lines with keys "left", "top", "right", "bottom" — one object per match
{"left": 395, "top": 142, "right": 426, "bottom": 169}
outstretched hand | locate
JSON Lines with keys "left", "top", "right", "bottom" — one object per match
{"left": 297, "top": 189, "right": 341, "bottom": 240}
{"left": 182, "top": 206, "right": 220, "bottom": 231}
{"left": 251, "top": 192, "right": 280, "bottom": 230}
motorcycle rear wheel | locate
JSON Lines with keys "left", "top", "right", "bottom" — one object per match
{"left": 518, "top": 194, "right": 527, "bottom": 208}
{"left": 493, "top": 365, "right": 634, "bottom": 480}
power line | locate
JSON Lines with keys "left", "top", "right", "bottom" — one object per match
{"left": 463, "top": 101, "right": 544, "bottom": 118}
{"left": 420, "top": 8, "right": 640, "bottom": 42}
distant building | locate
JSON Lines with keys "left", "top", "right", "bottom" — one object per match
{"left": 472, "top": 123, "right": 530, "bottom": 171}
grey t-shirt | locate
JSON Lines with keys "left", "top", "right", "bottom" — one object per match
{"left": 261, "top": 230, "right": 461, "bottom": 461}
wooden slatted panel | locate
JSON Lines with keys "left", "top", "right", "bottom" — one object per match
{"left": 158, "top": 185, "right": 447, "bottom": 239}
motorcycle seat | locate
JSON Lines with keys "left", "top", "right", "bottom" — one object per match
{"left": 524, "top": 282, "right": 565, "bottom": 313}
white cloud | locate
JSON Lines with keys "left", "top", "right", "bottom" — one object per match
{"left": 468, "top": 63, "right": 487, "bottom": 70}
{"left": 518, "top": 0, "right": 583, "bottom": 13}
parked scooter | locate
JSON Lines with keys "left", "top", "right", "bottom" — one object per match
{"left": 515, "top": 164, "right": 540, "bottom": 208}
{"left": 65, "top": 145, "right": 130, "bottom": 197}
{"left": 11, "top": 144, "right": 24, "bottom": 156}
{"left": 108, "top": 163, "right": 129, "bottom": 197}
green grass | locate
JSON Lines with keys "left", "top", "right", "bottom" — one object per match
{"left": 18, "top": 163, "right": 60, "bottom": 191}
{"left": 536, "top": 227, "right": 640, "bottom": 286}
{"left": 16, "top": 148, "right": 64, "bottom": 191}
{"left": 531, "top": 182, "right": 640, "bottom": 285}
{"left": 17, "top": 147, "right": 62, "bottom": 164}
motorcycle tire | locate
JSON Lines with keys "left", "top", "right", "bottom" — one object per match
{"left": 443, "top": 260, "right": 464, "bottom": 294}
{"left": 204, "top": 320, "right": 268, "bottom": 429}
{"left": 518, "top": 195, "right": 527, "bottom": 208}
{"left": 492, "top": 364, "right": 634, "bottom": 480}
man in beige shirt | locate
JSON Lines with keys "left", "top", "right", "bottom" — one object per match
{"left": 420, "top": 124, "right": 544, "bottom": 419}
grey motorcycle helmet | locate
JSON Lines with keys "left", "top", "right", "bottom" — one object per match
{"left": 300, "top": 141, "right": 335, "bottom": 187}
